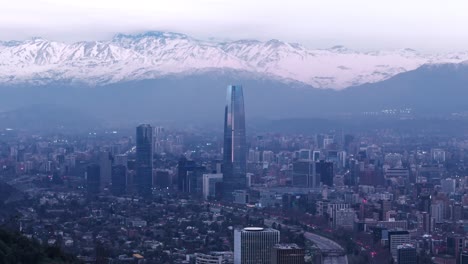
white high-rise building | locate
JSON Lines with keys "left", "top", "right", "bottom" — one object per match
{"left": 431, "top": 148, "right": 446, "bottom": 163}
{"left": 202, "top": 173, "right": 223, "bottom": 200}
{"left": 234, "top": 227, "right": 280, "bottom": 264}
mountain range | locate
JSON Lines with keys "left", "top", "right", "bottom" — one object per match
{"left": 1, "top": 31, "right": 468, "bottom": 130}
{"left": 1, "top": 31, "right": 468, "bottom": 89}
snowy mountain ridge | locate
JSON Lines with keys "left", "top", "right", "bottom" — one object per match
{"left": 1, "top": 31, "right": 468, "bottom": 89}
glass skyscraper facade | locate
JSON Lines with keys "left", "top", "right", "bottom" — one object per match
{"left": 223, "top": 85, "right": 247, "bottom": 200}
{"left": 136, "top": 124, "right": 153, "bottom": 198}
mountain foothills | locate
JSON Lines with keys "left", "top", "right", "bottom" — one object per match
{"left": 1, "top": 31, "right": 468, "bottom": 89}
{"left": 0, "top": 62, "right": 467, "bottom": 130}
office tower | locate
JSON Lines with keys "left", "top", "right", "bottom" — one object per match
{"left": 431, "top": 202, "right": 444, "bottom": 223}
{"left": 114, "top": 154, "right": 128, "bottom": 168}
{"left": 99, "top": 151, "right": 112, "bottom": 191}
{"left": 316, "top": 160, "right": 334, "bottom": 187}
{"left": 178, "top": 157, "right": 206, "bottom": 194}
{"left": 202, "top": 173, "right": 223, "bottom": 200}
{"left": 292, "top": 160, "right": 319, "bottom": 188}
{"left": 418, "top": 212, "right": 433, "bottom": 233}
{"left": 451, "top": 202, "right": 463, "bottom": 221}
{"left": 380, "top": 199, "right": 392, "bottom": 221}
{"left": 447, "top": 236, "right": 465, "bottom": 262}
{"left": 388, "top": 231, "right": 411, "bottom": 260}
{"left": 397, "top": 244, "right": 417, "bottom": 264}
{"left": 234, "top": 227, "right": 280, "bottom": 264}
{"left": 271, "top": 244, "right": 305, "bottom": 264}
{"left": 222, "top": 85, "right": 247, "bottom": 200}
{"left": 461, "top": 251, "right": 468, "bottom": 264}
{"left": 298, "top": 149, "right": 311, "bottom": 160}
{"left": 136, "top": 124, "right": 153, "bottom": 198}
{"left": 178, "top": 157, "right": 193, "bottom": 191}
{"left": 441, "top": 178, "right": 456, "bottom": 193}
{"left": 86, "top": 164, "right": 101, "bottom": 195}
{"left": 332, "top": 208, "right": 356, "bottom": 230}
{"left": 111, "top": 165, "right": 126, "bottom": 196}
{"left": 154, "top": 169, "right": 171, "bottom": 189}
{"left": 262, "top": 151, "right": 275, "bottom": 164}
{"left": 418, "top": 194, "right": 431, "bottom": 213}
{"left": 312, "top": 151, "right": 321, "bottom": 162}
{"left": 316, "top": 134, "right": 325, "bottom": 149}
{"left": 431, "top": 148, "right": 446, "bottom": 163}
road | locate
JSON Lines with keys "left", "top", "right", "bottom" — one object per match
{"left": 304, "top": 232, "right": 348, "bottom": 264}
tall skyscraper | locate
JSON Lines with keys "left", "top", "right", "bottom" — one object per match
{"left": 111, "top": 165, "right": 127, "bottom": 196}
{"left": 86, "top": 164, "right": 101, "bottom": 195}
{"left": 99, "top": 151, "right": 112, "bottom": 191}
{"left": 222, "top": 85, "right": 247, "bottom": 200}
{"left": 234, "top": 227, "right": 280, "bottom": 264}
{"left": 136, "top": 124, "right": 153, "bottom": 198}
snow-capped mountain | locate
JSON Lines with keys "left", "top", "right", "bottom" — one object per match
{"left": 1, "top": 31, "right": 468, "bottom": 89}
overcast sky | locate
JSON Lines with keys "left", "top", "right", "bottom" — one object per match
{"left": 1, "top": 0, "right": 467, "bottom": 51}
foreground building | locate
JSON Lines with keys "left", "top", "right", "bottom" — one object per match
{"left": 234, "top": 227, "right": 280, "bottom": 264}
{"left": 271, "top": 244, "right": 305, "bottom": 264}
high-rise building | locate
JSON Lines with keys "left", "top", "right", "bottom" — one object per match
{"left": 178, "top": 157, "right": 206, "bottom": 194}
{"left": 332, "top": 208, "right": 356, "bottom": 230}
{"left": 292, "top": 160, "right": 319, "bottom": 188}
{"left": 388, "top": 231, "right": 411, "bottom": 260}
{"left": 99, "top": 151, "right": 112, "bottom": 191}
{"left": 86, "top": 164, "right": 101, "bottom": 195}
{"left": 271, "top": 244, "right": 305, "bottom": 264}
{"left": 136, "top": 124, "right": 153, "bottom": 198}
{"left": 431, "top": 148, "right": 446, "bottom": 163}
{"left": 441, "top": 178, "right": 456, "bottom": 193}
{"left": 447, "top": 236, "right": 465, "bottom": 262}
{"left": 111, "top": 165, "right": 126, "bottom": 196}
{"left": 461, "top": 251, "right": 468, "bottom": 264}
{"left": 298, "top": 149, "right": 311, "bottom": 160}
{"left": 114, "top": 154, "right": 128, "bottom": 168}
{"left": 431, "top": 201, "right": 444, "bottom": 223}
{"left": 154, "top": 169, "right": 171, "bottom": 189}
{"left": 202, "top": 173, "right": 223, "bottom": 200}
{"left": 380, "top": 199, "right": 392, "bottom": 221}
{"left": 418, "top": 194, "right": 431, "bottom": 213}
{"left": 397, "top": 244, "right": 417, "bottom": 264}
{"left": 222, "top": 85, "right": 247, "bottom": 200}
{"left": 234, "top": 227, "right": 280, "bottom": 264}
{"left": 316, "top": 160, "right": 334, "bottom": 187}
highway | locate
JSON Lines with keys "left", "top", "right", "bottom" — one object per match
{"left": 304, "top": 232, "right": 348, "bottom": 264}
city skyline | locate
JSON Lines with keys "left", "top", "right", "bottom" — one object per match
{"left": 1, "top": 1, "right": 467, "bottom": 263}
